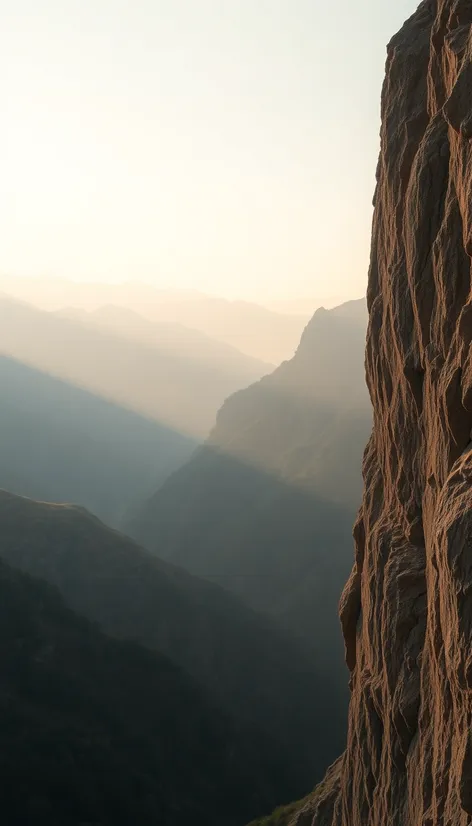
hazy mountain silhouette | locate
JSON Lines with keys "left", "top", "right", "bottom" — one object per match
{"left": 129, "top": 300, "right": 371, "bottom": 675}
{"left": 57, "top": 303, "right": 274, "bottom": 377}
{"left": 0, "top": 295, "right": 270, "bottom": 437}
{"left": 0, "top": 490, "right": 347, "bottom": 795}
{"left": 0, "top": 355, "right": 195, "bottom": 526}
{"left": 142, "top": 294, "right": 309, "bottom": 363}
{"left": 0, "top": 276, "right": 308, "bottom": 363}
{"left": 264, "top": 296, "right": 348, "bottom": 316}
{"left": 0, "top": 556, "right": 293, "bottom": 826}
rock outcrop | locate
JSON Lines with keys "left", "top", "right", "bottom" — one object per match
{"left": 295, "top": 3, "right": 472, "bottom": 824}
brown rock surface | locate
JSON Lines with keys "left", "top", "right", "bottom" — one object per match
{"left": 294, "top": 2, "right": 472, "bottom": 824}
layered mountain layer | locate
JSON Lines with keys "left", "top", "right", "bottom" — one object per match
{"left": 0, "top": 557, "right": 289, "bottom": 826}
{"left": 0, "top": 355, "right": 195, "bottom": 526}
{"left": 0, "top": 490, "right": 345, "bottom": 797}
{"left": 0, "top": 295, "right": 271, "bottom": 438}
{"left": 130, "top": 300, "right": 370, "bottom": 681}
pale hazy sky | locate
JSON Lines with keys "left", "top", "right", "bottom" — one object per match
{"left": 1, "top": 0, "right": 416, "bottom": 301}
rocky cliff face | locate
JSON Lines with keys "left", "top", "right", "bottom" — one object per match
{"left": 295, "top": 2, "right": 472, "bottom": 824}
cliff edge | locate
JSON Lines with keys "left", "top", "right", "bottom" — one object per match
{"left": 295, "top": 2, "right": 472, "bottom": 824}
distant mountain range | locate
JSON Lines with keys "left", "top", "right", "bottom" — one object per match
{"left": 0, "top": 276, "right": 310, "bottom": 363}
{"left": 58, "top": 303, "right": 272, "bottom": 376}
{"left": 0, "top": 282, "right": 371, "bottom": 823}
{"left": 129, "top": 300, "right": 371, "bottom": 683}
{"left": 265, "top": 296, "right": 349, "bottom": 316}
{"left": 0, "top": 294, "right": 270, "bottom": 437}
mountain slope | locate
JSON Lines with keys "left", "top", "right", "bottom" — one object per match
{"left": 129, "top": 299, "right": 371, "bottom": 668}
{"left": 0, "top": 355, "right": 195, "bottom": 526}
{"left": 0, "top": 558, "right": 290, "bottom": 826}
{"left": 0, "top": 295, "right": 270, "bottom": 437}
{"left": 0, "top": 490, "right": 346, "bottom": 794}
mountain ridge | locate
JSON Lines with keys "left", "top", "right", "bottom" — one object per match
{"left": 0, "top": 294, "right": 270, "bottom": 437}
{"left": 0, "top": 276, "right": 309, "bottom": 363}
{"left": 129, "top": 299, "right": 370, "bottom": 656}
{"left": 0, "top": 488, "right": 346, "bottom": 794}
{"left": 0, "top": 555, "right": 292, "bottom": 825}
{"left": 0, "top": 353, "right": 195, "bottom": 526}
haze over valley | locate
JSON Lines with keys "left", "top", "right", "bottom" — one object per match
{"left": 0, "top": 272, "right": 369, "bottom": 822}
{"left": 0, "top": 1, "right": 424, "bottom": 824}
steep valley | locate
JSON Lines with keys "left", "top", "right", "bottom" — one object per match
{"left": 129, "top": 300, "right": 371, "bottom": 682}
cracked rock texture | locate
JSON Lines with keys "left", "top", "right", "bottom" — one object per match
{"left": 294, "top": 2, "right": 472, "bottom": 824}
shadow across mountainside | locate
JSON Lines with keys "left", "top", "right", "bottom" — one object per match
{"left": 0, "top": 295, "right": 271, "bottom": 438}
{"left": 0, "top": 354, "right": 196, "bottom": 526}
{"left": 130, "top": 445, "right": 357, "bottom": 674}
{"left": 128, "top": 300, "right": 371, "bottom": 664}
{"left": 0, "top": 490, "right": 348, "bottom": 796}
{"left": 0, "top": 557, "right": 292, "bottom": 826}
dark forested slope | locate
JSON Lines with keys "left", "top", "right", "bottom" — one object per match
{"left": 0, "top": 490, "right": 345, "bottom": 794}
{"left": 0, "top": 558, "right": 290, "bottom": 826}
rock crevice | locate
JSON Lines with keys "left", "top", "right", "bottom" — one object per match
{"left": 299, "top": 3, "right": 472, "bottom": 824}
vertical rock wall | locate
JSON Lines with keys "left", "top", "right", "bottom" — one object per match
{"left": 298, "top": 2, "right": 472, "bottom": 823}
